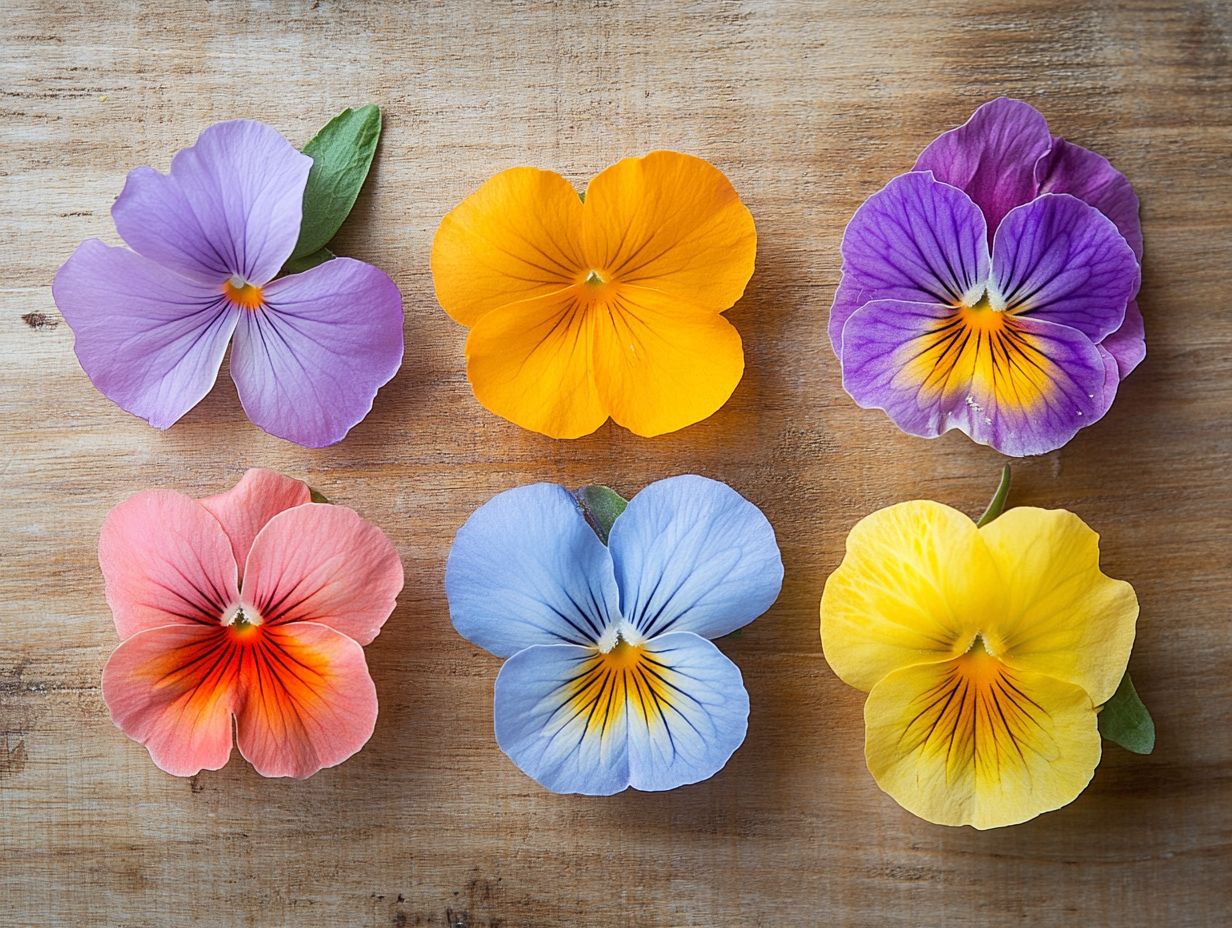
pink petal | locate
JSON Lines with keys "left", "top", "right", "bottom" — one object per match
{"left": 99, "top": 490, "right": 239, "bottom": 639}
{"left": 102, "top": 625, "right": 239, "bottom": 776}
{"left": 199, "top": 468, "right": 312, "bottom": 571}
{"left": 52, "top": 240, "right": 239, "bottom": 430}
{"left": 111, "top": 120, "right": 311, "bottom": 285}
{"left": 230, "top": 257, "right": 404, "bottom": 447}
{"left": 233, "top": 622, "right": 378, "bottom": 779}
{"left": 240, "top": 503, "right": 403, "bottom": 646}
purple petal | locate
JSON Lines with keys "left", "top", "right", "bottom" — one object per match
{"left": 112, "top": 120, "right": 311, "bottom": 285}
{"left": 51, "top": 240, "right": 239, "bottom": 428}
{"left": 914, "top": 98, "right": 1053, "bottom": 236}
{"left": 834, "top": 172, "right": 989, "bottom": 347}
{"left": 1100, "top": 298, "right": 1146, "bottom": 379}
{"left": 991, "top": 193, "right": 1140, "bottom": 342}
{"left": 841, "top": 298, "right": 1112, "bottom": 457}
{"left": 1035, "top": 137, "right": 1143, "bottom": 261}
{"left": 230, "top": 257, "right": 404, "bottom": 447}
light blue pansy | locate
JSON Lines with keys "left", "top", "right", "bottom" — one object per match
{"left": 446, "top": 475, "right": 783, "bottom": 795}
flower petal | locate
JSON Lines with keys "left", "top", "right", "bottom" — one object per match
{"left": 432, "top": 167, "right": 586, "bottom": 326}
{"left": 230, "top": 257, "right": 404, "bottom": 447}
{"left": 625, "top": 632, "right": 749, "bottom": 792}
{"left": 593, "top": 287, "right": 745, "bottom": 437}
{"left": 582, "top": 151, "right": 756, "bottom": 312}
{"left": 608, "top": 475, "right": 782, "bottom": 640}
{"left": 913, "top": 97, "right": 1053, "bottom": 235}
{"left": 102, "top": 625, "right": 238, "bottom": 776}
{"left": 52, "top": 240, "right": 239, "bottom": 430}
{"left": 446, "top": 484, "right": 620, "bottom": 657}
{"left": 231, "top": 622, "right": 379, "bottom": 779}
{"left": 112, "top": 120, "right": 311, "bottom": 284}
{"left": 991, "top": 194, "right": 1140, "bottom": 342}
{"left": 1035, "top": 137, "right": 1143, "bottom": 261}
{"left": 820, "top": 501, "right": 998, "bottom": 692}
{"left": 841, "top": 299, "right": 1113, "bottom": 456}
{"left": 1100, "top": 299, "right": 1146, "bottom": 379}
{"left": 99, "top": 490, "right": 239, "bottom": 639}
{"left": 464, "top": 289, "right": 609, "bottom": 439}
{"left": 240, "top": 503, "right": 403, "bottom": 647}
{"left": 493, "top": 644, "right": 631, "bottom": 795}
{"left": 837, "top": 172, "right": 989, "bottom": 327}
{"left": 863, "top": 657, "right": 1101, "bottom": 829}
{"left": 198, "top": 468, "right": 311, "bottom": 572}
{"left": 978, "top": 508, "right": 1138, "bottom": 705}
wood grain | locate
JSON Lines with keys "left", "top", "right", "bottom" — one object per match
{"left": 2, "top": 1, "right": 1229, "bottom": 925}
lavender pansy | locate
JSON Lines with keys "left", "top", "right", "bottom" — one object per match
{"left": 52, "top": 119, "right": 403, "bottom": 447}
{"left": 831, "top": 98, "right": 1144, "bottom": 456}
{"left": 446, "top": 476, "right": 783, "bottom": 795}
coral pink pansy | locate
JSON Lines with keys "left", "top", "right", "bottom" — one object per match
{"left": 99, "top": 468, "right": 403, "bottom": 778}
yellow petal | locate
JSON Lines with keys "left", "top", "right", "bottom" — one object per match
{"left": 591, "top": 286, "right": 744, "bottom": 437}
{"left": 432, "top": 167, "right": 586, "bottom": 326}
{"left": 582, "top": 151, "right": 756, "bottom": 312}
{"left": 978, "top": 507, "right": 1138, "bottom": 705}
{"left": 864, "top": 655, "right": 1102, "bottom": 829}
{"left": 465, "top": 289, "right": 608, "bottom": 439}
{"left": 820, "top": 501, "right": 1001, "bottom": 692}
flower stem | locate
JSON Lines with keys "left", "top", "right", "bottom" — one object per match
{"left": 976, "top": 464, "right": 1012, "bottom": 527}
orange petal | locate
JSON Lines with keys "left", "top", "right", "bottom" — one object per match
{"left": 233, "top": 622, "right": 378, "bottom": 779}
{"left": 582, "top": 151, "right": 756, "bottom": 311}
{"left": 593, "top": 286, "right": 744, "bottom": 437}
{"left": 431, "top": 167, "right": 586, "bottom": 327}
{"left": 240, "top": 503, "right": 404, "bottom": 646}
{"left": 102, "top": 625, "right": 239, "bottom": 776}
{"left": 199, "top": 468, "right": 311, "bottom": 571}
{"left": 465, "top": 289, "right": 609, "bottom": 438}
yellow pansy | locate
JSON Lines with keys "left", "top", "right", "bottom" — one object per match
{"left": 820, "top": 500, "right": 1138, "bottom": 829}
{"left": 431, "top": 151, "right": 756, "bottom": 438}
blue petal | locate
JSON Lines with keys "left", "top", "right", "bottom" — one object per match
{"left": 494, "top": 644, "right": 631, "bottom": 796}
{"left": 446, "top": 483, "right": 619, "bottom": 657}
{"left": 626, "top": 632, "right": 750, "bottom": 791}
{"left": 608, "top": 475, "right": 783, "bottom": 640}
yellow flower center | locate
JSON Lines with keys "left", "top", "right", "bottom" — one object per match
{"left": 222, "top": 275, "right": 264, "bottom": 310}
{"left": 564, "top": 637, "right": 677, "bottom": 736}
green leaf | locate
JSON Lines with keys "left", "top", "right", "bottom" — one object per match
{"left": 308, "top": 486, "right": 331, "bottom": 504}
{"left": 1098, "top": 671, "right": 1155, "bottom": 754}
{"left": 576, "top": 485, "right": 628, "bottom": 545}
{"left": 283, "top": 247, "right": 333, "bottom": 276}
{"left": 290, "top": 104, "right": 382, "bottom": 261}
{"left": 976, "top": 464, "right": 1013, "bottom": 527}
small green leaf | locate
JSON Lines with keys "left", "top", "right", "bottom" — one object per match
{"left": 309, "top": 486, "right": 331, "bottom": 504}
{"left": 576, "top": 485, "right": 628, "bottom": 544}
{"left": 976, "top": 464, "right": 1013, "bottom": 527}
{"left": 290, "top": 103, "right": 382, "bottom": 261}
{"left": 1098, "top": 671, "right": 1155, "bottom": 754}
{"left": 283, "top": 247, "right": 334, "bottom": 275}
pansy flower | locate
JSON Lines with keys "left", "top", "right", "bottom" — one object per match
{"left": 52, "top": 120, "right": 404, "bottom": 447}
{"left": 831, "top": 98, "right": 1144, "bottom": 456}
{"left": 100, "top": 468, "right": 404, "bottom": 778}
{"left": 446, "top": 476, "right": 782, "bottom": 794}
{"left": 431, "top": 152, "right": 756, "bottom": 438}
{"left": 820, "top": 498, "right": 1139, "bottom": 829}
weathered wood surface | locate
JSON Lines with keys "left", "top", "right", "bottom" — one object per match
{"left": 2, "top": 1, "right": 1229, "bottom": 925}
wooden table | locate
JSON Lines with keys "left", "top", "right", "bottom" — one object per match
{"left": 3, "top": 2, "right": 1229, "bottom": 925}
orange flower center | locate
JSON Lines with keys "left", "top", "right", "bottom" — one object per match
{"left": 222, "top": 603, "right": 263, "bottom": 640}
{"left": 222, "top": 275, "right": 264, "bottom": 310}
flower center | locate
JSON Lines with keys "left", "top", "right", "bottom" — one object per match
{"left": 604, "top": 637, "right": 644, "bottom": 670}
{"left": 222, "top": 603, "right": 263, "bottom": 638}
{"left": 222, "top": 275, "right": 264, "bottom": 310}
{"left": 584, "top": 269, "right": 606, "bottom": 286}
{"left": 957, "top": 295, "right": 1006, "bottom": 333}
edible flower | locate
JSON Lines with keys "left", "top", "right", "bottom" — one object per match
{"left": 53, "top": 120, "right": 404, "bottom": 447}
{"left": 831, "top": 98, "right": 1144, "bottom": 456}
{"left": 431, "top": 152, "right": 756, "bottom": 438}
{"left": 446, "top": 476, "right": 782, "bottom": 794}
{"left": 820, "top": 493, "right": 1139, "bottom": 828}
{"left": 100, "top": 469, "right": 403, "bottom": 778}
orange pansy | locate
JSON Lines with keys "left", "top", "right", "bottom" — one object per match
{"left": 432, "top": 151, "right": 756, "bottom": 438}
